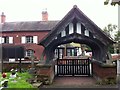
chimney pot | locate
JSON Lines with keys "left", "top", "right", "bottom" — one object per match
{"left": 1, "top": 12, "right": 6, "bottom": 23}
{"left": 42, "top": 9, "right": 48, "bottom": 21}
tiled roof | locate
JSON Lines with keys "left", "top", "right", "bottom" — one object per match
{"left": 2, "top": 20, "right": 59, "bottom": 32}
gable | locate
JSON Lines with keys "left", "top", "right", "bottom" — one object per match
{"left": 39, "top": 5, "right": 114, "bottom": 47}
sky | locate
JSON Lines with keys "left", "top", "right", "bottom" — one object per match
{"left": 0, "top": 0, "right": 118, "bottom": 29}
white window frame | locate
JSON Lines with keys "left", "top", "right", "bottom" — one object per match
{"left": 77, "top": 23, "right": 81, "bottom": 34}
{"left": 69, "top": 23, "right": 74, "bottom": 34}
{"left": 21, "top": 36, "right": 26, "bottom": 44}
{"left": 61, "top": 30, "right": 66, "bottom": 37}
{"left": 9, "top": 37, "right": 13, "bottom": 44}
{"left": 33, "top": 36, "right": 38, "bottom": 44}
{"left": 0, "top": 37, "right": 2, "bottom": 44}
{"left": 22, "top": 36, "right": 38, "bottom": 44}
{"left": 26, "top": 36, "right": 33, "bottom": 43}
{"left": 26, "top": 50, "right": 34, "bottom": 57}
{"left": 2, "top": 36, "right": 9, "bottom": 44}
{"left": 85, "top": 29, "right": 89, "bottom": 37}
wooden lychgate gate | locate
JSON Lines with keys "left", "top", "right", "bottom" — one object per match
{"left": 56, "top": 58, "right": 92, "bottom": 76}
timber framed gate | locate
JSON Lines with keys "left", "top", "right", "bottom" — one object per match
{"left": 56, "top": 58, "right": 92, "bottom": 76}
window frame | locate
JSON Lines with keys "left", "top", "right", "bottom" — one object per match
{"left": 26, "top": 36, "right": 33, "bottom": 43}
{"left": 2, "top": 36, "right": 9, "bottom": 44}
{"left": 26, "top": 49, "right": 34, "bottom": 57}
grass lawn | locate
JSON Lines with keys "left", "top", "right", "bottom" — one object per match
{"left": 0, "top": 72, "right": 37, "bottom": 89}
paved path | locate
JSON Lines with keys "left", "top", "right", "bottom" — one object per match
{"left": 41, "top": 76, "right": 118, "bottom": 89}
{"left": 42, "top": 76, "right": 98, "bottom": 88}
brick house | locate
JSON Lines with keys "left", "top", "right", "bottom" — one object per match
{"left": 0, "top": 11, "right": 59, "bottom": 61}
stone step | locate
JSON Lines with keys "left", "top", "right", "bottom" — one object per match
{"left": 32, "top": 82, "right": 43, "bottom": 88}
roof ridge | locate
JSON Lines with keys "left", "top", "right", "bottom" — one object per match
{"left": 4, "top": 20, "right": 60, "bottom": 23}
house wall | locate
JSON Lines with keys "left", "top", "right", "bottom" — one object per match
{"left": 1, "top": 31, "right": 49, "bottom": 60}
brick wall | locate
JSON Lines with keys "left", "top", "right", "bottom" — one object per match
{"left": 2, "top": 31, "right": 49, "bottom": 60}
{"left": 2, "top": 62, "right": 39, "bottom": 72}
{"left": 93, "top": 62, "right": 117, "bottom": 79}
{"left": 36, "top": 64, "right": 55, "bottom": 84}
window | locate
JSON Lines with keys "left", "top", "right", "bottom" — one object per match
{"left": 77, "top": 23, "right": 81, "bottom": 34}
{"left": 85, "top": 29, "right": 89, "bottom": 37}
{"left": 61, "top": 30, "right": 66, "bottom": 37}
{"left": 69, "top": 23, "right": 74, "bottom": 34}
{"left": 0, "top": 36, "right": 13, "bottom": 44}
{"left": 26, "top": 50, "right": 34, "bottom": 57}
{"left": 21, "top": 36, "right": 38, "bottom": 44}
{"left": 3, "top": 36, "right": 9, "bottom": 43}
{"left": 26, "top": 36, "right": 33, "bottom": 43}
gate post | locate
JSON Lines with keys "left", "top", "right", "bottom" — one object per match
{"left": 92, "top": 60, "right": 116, "bottom": 80}
{"left": 36, "top": 62, "right": 55, "bottom": 85}
{"left": 117, "top": 59, "right": 120, "bottom": 89}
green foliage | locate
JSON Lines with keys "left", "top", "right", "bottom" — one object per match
{"left": 85, "top": 45, "right": 92, "bottom": 51}
{"left": 114, "top": 30, "right": 120, "bottom": 53}
{"left": 103, "top": 24, "right": 118, "bottom": 53}
{"left": 0, "top": 72, "right": 35, "bottom": 88}
{"left": 103, "top": 24, "right": 117, "bottom": 38}
{"left": 114, "top": 30, "right": 120, "bottom": 41}
{"left": 108, "top": 45, "right": 114, "bottom": 54}
{"left": 96, "top": 77, "right": 116, "bottom": 85}
{"left": 104, "top": 0, "right": 120, "bottom": 6}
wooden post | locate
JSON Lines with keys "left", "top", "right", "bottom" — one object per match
{"left": 0, "top": 58, "right": 2, "bottom": 74}
{"left": 118, "top": 5, "right": 120, "bottom": 54}
{"left": 117, "top": 59, "right": 120, "bottom": 90}
{"left": 19, "top": 58, "right": 21, "bottom": 73}
{"left": 0, "top": 46, "right": 3, "bottom": 73}
{"left": 31, "top": 55, "right": 35, "bottom": 68}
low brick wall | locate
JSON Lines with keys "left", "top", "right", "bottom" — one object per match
{"left": 92, "top": 61, "right": 117, "bottom": 80}
{"left": 2, "top": 61, "right": 39, "bottom": 72}
{"left": 36, "top": 64, "right": 55, "bottom": 84}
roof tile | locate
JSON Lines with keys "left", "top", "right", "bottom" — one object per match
{"left": 2, "top": 21, "right": 59, "bottom": 32}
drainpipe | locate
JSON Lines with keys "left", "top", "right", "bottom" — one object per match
{"left": 117, "top": 59, "right": 120, "bottom": 89}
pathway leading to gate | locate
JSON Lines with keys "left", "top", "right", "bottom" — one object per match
{"left": 42, "top": 76, "right": 98, "bottom": 88}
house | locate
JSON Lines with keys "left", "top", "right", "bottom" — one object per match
{"left": 0, "top": 11, "right": 59, "bottom": 61}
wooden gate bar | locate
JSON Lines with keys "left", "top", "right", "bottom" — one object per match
{"left": 56, "top": 58, "right": 92, "bottom": 76}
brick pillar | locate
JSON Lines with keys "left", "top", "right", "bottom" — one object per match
{"left": 92, "top": 61, "right": 117, "bottom": 80}
{"left": 36, "top": 63, "right": 55, "bottom": 84}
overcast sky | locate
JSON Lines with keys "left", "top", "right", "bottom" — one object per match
{"left": 0, "top": 0, "right": 118, "bottom": 29}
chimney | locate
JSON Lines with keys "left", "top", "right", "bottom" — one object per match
{"left": 42, "top": 9, "right": 48, "bottom": 21}
{"left": 1, "top": 12, "right": 6, "bottom": 23}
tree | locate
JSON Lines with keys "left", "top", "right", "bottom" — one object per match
{"left": 103, "top": 24, "right": 117, "bottom": 37}
{"left": 104, "top": 0, "right": 120, "bottom": 5}
{"left": 114, "top": 30, "right": 120, "bottom": 53}
{"left": 103, "top": 24, "right": 117, "bottom": 53}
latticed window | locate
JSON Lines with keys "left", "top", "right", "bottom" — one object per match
{"left": 3, "top": 36, "right": 9, "bottom": 43}
{"left": 26, "top": 36, "right": 33, "bottom": 43}
{"left": 26, "top": 50, "right": 34, "bottom": 57}
{"left": 0, "top": 36, "right": 13, "bottom": 44}
{"left": 21, "top": 36, "right": 38, "bottom": 44}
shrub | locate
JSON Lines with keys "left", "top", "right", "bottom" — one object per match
{"left": 96, "top": 77, "right": 116, "bottom": 85}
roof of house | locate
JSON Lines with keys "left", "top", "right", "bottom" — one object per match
{"left": 2, "top": 20, "right": 59, "bottom": 32}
